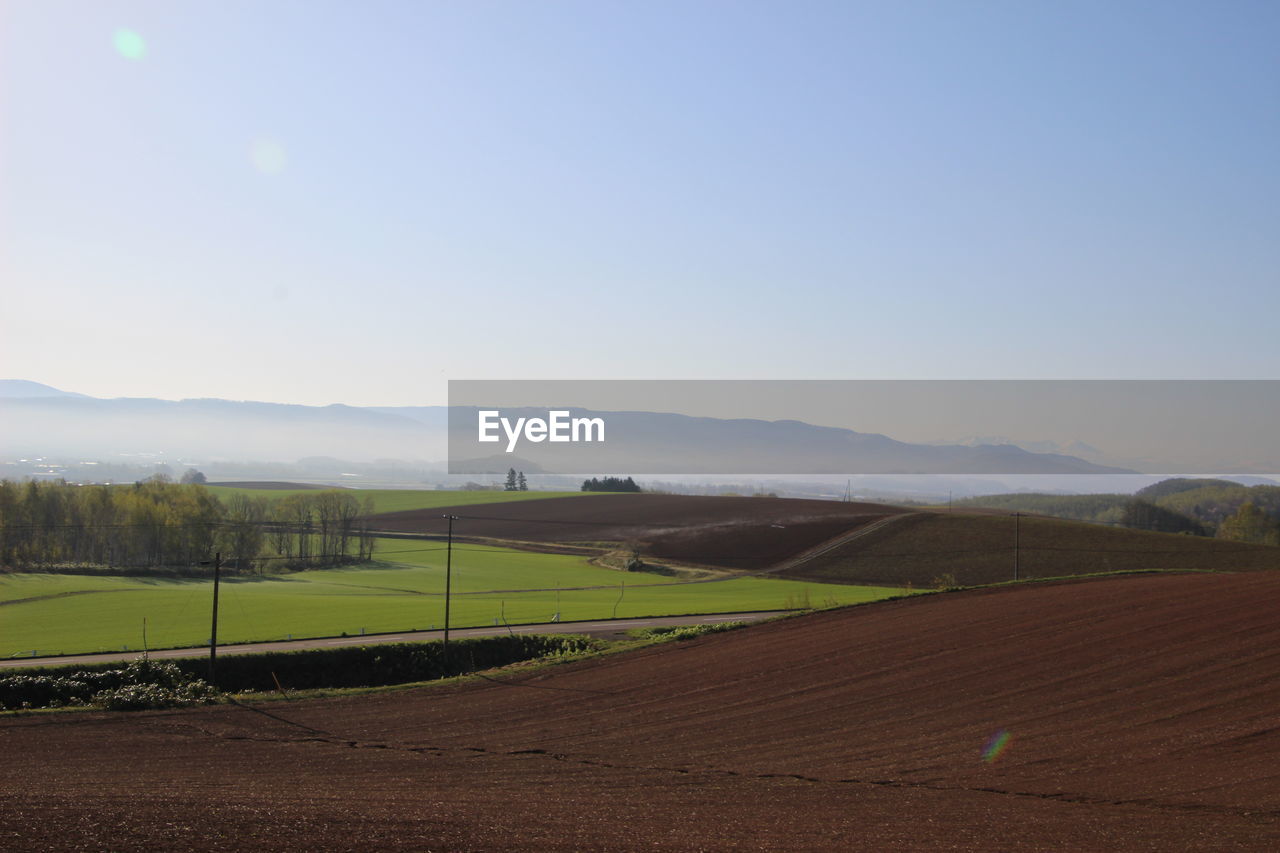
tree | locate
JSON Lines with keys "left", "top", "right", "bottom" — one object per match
{"left": 517, "top": 471, "right": 528, "bottom": 491}
{"left": 220, "top": 494, "right": 267, "bottom": 572}
{"left": 581, "top": 476, "right": 641, "bottom": 493}
{"left": 357, "top": 496, "right": 376, "bottom": 561}
{"left": 277, "top": 493, "right": 314, "bottom": 565}
{"left": 1119, "top": 499, "right": 1207, "bottom": 535}
{"left": 1218, "top": 502, "right": 1279, "bottom": 545}
{"left": 180, "top": 469, "right": 207, "bottom": 485}
{"left": 504, "top": 468, "right": 519, "bottom": 491}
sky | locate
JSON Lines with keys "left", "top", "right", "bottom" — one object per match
{"left": 2, "top": 0, "right": 1278, "bottom": 407}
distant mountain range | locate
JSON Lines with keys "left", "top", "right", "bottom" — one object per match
{"left": 0, "top": 382, "right": 449, "bottom": 463}
{"left": 926, "top": 435, "right": 1106, "bottom": 460}
{"left": 445, "top": 406, "right": 1136, "bottom": 475}
{"left": 0, "top": 381, "right": 1136, "bottom": 475}
{"left": 0, "top": 380, "right": 90, "bottom": 399}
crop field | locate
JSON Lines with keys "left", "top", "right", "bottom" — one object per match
{"left": 203, "top": 485, "right": 588, "bottom": 514}
{"left": 0, "top": 538, "right": 904, "bottom": 656}
{"left": 6, "top": 572, "right": 1280, "bottom": 849}
{"left": 777, "top": 511, "right": 1280, "bottom": 586}
{"left": 368, "top": 493, "right": 907, "bottom": 568}
{"left": 369, "top": 494, "right": 1280, "bottom": 581}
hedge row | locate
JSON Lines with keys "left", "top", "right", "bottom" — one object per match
{"left": 0, "top": 659, "right": 217, "bottom": 711}
{"left": 3, "top": 633, "right": 601, "bottom": 704}
{"left": 197, "top": 633, "right": 601, "bottom": 691}
{"left": 637, "top": 621, "right": 747, "bottom": 642}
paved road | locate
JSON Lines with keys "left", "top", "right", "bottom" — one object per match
{"left": 0, "top": 611, "right": 788, "bottom": 670}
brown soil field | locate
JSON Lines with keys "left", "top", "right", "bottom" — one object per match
{"left": 3, "top": 572, "right": 1279, "bottom": 850}
{"left": 369, "top": 494, "right": 908, "bottom": 569}
{"left": 779, "top": 511, "right": 1280, "bottom": 587}
{"left": 370, "top": 493, "right": 1280, "bottom": 583}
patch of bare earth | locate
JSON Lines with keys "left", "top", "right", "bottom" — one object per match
{"left": 369, "top": 493, "right": 907, "bottom": 570}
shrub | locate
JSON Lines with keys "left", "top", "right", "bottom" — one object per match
{"left": 1, "top": 635, "right": 604, "bottom": 709}
{"left": 0, "top": 659, "right": 217, "bottom": 712}
{"left": 638, "top": 621, "right": 746, "bottom": 642}
{"left": 192, "top": 634, "right": 602, "bottom": 692}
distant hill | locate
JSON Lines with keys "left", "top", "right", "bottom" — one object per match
{"left": 446, "top": 406, "right": 1137, "bottom": 476}
{"left": 1, "top": 386, "right": 1135, "bottom": 475}
{"left": 1214, "top": 475, "right": 1280, "bottom": 487}
{"left": 0, "top": 380, "right": 88, "bottom": 399}
{"left": 1150, "top": 480, "right": 1280, "bottom": 527}
{"left": 366, "top": 406, "right": 448, "bottom": 429}
{"left": 0, "top": 395, "right": 448, "bottom": 462}
{"left": 953, "top": 477, "right": 1280, "bottom": 534}
{"left": 951, "top": 492, "right": 1132, "bottom": 523}
{"left": 1135, "top": 478, "right": 1243, "bottom": 500}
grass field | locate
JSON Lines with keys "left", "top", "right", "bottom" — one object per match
{"left": 0, "top": 538, "right": 906, "bottom": 656}
{"left": 203, "top": 486, "right": 590, "bottom": 514}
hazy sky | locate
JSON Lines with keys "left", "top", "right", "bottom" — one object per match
{"left": 3, "top": 1, "right": 1277, "bottom": 407}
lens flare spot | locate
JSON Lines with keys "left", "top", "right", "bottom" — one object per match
{"left": 981, "top": 729, "right": 1011, "bottom": 763}
{"left": 249, "top": 139, "right": 288, "bottom": 175}
{"left": 114, "top": 28, "right": 146, "bottom": 60}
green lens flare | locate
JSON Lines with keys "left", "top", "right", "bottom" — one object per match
{"left": 981, "top": 729, "right": 1011, "bottom": 763}
{"left": 114, "top": 28, "right": 146, "bottom": 60}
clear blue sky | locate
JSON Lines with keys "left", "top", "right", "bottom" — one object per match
{"left": 2, "top": 0, "right": 1277, "bottom": 406}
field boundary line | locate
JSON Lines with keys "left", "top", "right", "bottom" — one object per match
{"left": 765, "top": 512, "right": 924, "bottom": 574}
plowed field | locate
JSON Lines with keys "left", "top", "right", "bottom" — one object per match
{"left": 778, "top": 511, "right": 1280, "bottom": 586}
{"left": 368, "top": 494, "right": 906, "bottom": 569}
{"left": 3, "top": 572, "right": 1279, "bottom": 850}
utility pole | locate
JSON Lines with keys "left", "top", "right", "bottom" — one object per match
{"left": 443, "top": 515, "right": 457, "bottom": 671}
{"left": 209, "top": 551, "right": 221, "bottom": 683}
{"left": 1013, "top": 513, "right": 1020, "bottom": 582}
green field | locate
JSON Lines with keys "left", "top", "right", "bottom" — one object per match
{"left": 0, "top": 539, "right": 906, "bottom": 656}
{"left": 203, "top": 486, "right": 589, "bottom": 514}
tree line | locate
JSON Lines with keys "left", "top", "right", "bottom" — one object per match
{"left": 581, "top": 476, "right": 641, "bottom": 493}
{"left": 954, "top": 478, "right": 1280, "bottom": 545}
{"left": 0, "top": 478, "right": 376, "bottom": 574}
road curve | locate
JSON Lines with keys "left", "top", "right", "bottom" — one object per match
{"left": 0, "top": 611, "right": 787, "bottom": 670}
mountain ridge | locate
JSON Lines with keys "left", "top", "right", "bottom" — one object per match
{"left": 0, "top": 382, "right": 1134, "bottom": 475}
